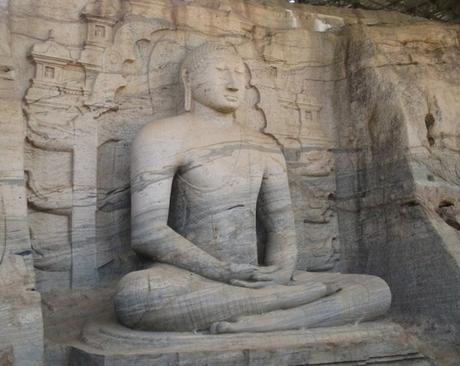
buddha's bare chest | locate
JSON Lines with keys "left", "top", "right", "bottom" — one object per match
{"left": 177, "top": 142, "right": 265, "bottom": 200}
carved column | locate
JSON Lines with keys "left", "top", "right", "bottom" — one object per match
{"left": 70, "top": 112, "right": 98, "bottom": 287}
{"left": 24, "top": 0, "right": 126, "bottom": 288}
{"left": 25, "top": 32, "right": 98, "bottom": 288}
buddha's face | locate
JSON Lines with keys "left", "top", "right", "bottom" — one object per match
{"left": 188, "top": 52, "right": 246, "bottom": 114}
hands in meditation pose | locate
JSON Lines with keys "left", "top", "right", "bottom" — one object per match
{"left": 114, "top": 42, "right": 391, "bottom": 333}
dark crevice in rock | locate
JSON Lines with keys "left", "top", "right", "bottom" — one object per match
{"left": 15, "top": 250, "right": 33, "bottom": 256}
{"left": 425, "top": 113, "right": 435, "bottom": 147}
{"left": 436, "top": 201, "right": 460, "bottom": 230}
{"left": 227, "top": 204, "right": 244, "bottom": 211}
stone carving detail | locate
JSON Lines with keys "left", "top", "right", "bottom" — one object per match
{"left": 24, "top": 4, "right": 117, "bottom": 289}
{"left": 28, "top": 31, "right": 75, "bottom": 94}
{"left": 142, "top": 32, "right": 342, "bottom": 272}
{"left": 245, "top": 54, "right": 340, "bottom": 271}
{"left": 0, "top": 2, "right": 44, "bottom": 362}
{"left": 113, "top": 42, "right": 391, "bottom": 333}
{"left": 23, "top": 0, "right": 173, "bottom": 289}
{"left": 79, "top": 0, "right": 124, "bottom": 70}
{"left": 3, "top": 0, "right": 459, "bottom": 363}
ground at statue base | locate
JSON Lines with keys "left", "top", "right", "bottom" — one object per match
{"left": 69, "top": 319, "right": 433, "bottom": 365}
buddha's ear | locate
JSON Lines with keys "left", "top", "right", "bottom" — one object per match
{"left": 181, "top": 67, "right": 191, "bottom": 112}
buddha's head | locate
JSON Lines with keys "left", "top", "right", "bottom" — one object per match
{"left": 181, "top": 42, "right": 246, "bottom": 114}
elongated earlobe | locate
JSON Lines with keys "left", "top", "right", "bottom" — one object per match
{"left": 184, "top": 86, "right": 191, "bottom": 112}
{"left": 181, "top": 68, "right": 191, "bottom": 112}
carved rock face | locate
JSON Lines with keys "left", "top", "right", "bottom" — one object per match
{"left": 188, "top": 52, "right": 246, "bottom": 114}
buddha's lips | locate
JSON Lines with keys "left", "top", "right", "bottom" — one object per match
{"left": 224, "top": 95, "right": 238, "bottom": 102}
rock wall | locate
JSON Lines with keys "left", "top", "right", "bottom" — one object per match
{"left": 0, "top": 1, "right": 43, "bottom": 365}
{"left": 0, "top": 0, "right": 459, "bottom": 364}
{"left": 15, "top": 0, "right": 350, "bottom": 294}
{"left": 334, "top": 21, "right": 460, "bottom": 332}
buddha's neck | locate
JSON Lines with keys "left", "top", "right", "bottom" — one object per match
{"left": 192, "top": 102, "right": 234, "bottom": 128}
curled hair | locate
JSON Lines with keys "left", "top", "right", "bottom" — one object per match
{"left": 180, "top": 42, "right": 239, "bottom": 75}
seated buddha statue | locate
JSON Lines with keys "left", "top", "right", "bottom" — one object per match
{"left": 114, "top": 42, "right": 391, "bottom": 333}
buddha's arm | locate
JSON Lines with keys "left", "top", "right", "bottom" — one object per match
{"left": 258, "top": 145, "right": 298, "bottom": 278}
{"left": 130, "top": 126, "right": 234, "bottom": 282}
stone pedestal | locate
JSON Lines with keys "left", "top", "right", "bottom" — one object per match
{"left": 70, "top": 320, "right": 431, "bottom": 366}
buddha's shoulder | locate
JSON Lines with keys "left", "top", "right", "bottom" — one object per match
{"left": 133, "top": 115, "right": 190, "bottom": 146}
{"left": 241, "top": 126, "right": 281, "bottom": 151}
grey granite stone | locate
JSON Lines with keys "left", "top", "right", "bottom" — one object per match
{"left": 70, "top": 320, "right": 431, "bottom": 366}
{"left": 0, "top": 0, "right": 458, "bottom": 364}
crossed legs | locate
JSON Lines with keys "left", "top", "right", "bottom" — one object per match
{"left": 114, "top": 263, "right": 391, "bottom": 333}
{"left": 210, "top": 271, "right": 391, "bottom": 333}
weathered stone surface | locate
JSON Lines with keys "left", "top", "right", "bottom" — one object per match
{"left": 15, "top": 0, "right": 357, "bottom": 293}
{"left": 0, "top": 0, "right": 458, "bottom": 365}
{"left": 71, "top": 321, "right": 431, "bottom": 366}
{"left": 333, "top": 19, "right": 460, "bottom": 336}
{"left": 111, "top": 41, "right": 391, "bottom": 335}
{"left": 0, "top": 1, "right": 44, "bottom": 365}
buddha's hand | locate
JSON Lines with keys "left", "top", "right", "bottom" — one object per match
{"left": 228, "top": 265, "right": 292, "bottom": 288}
{"left": 251, "top": 266, "right": 293, "bottom": 285}
{"left": 224, "top": 263, "right": 279, "bottom": 283}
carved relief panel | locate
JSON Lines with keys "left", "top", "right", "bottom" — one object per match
{"left": 24, "top": 1, "right": 345, "bottom": 290}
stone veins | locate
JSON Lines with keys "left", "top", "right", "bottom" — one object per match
{"left": 0, "top": 0, "right": 458, "bottom": 365}
{"left": 111, "top": 41, "right": 391, "bottom": 335}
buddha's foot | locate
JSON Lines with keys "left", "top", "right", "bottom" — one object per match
{"left": 324, "top": 282, "right": 342, "bottom": 295}
{"left": 209, "top": 282, "right": 343, "bottom": 334}
{"left": 209, "top": 321, "right": 236, "bottom": 334}
{"left": 209, "top": 313, "right": 291, "bottom": 334}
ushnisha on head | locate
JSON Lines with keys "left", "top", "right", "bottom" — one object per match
{"left": 181, "top": 42, "right": 246, "bottom": 114}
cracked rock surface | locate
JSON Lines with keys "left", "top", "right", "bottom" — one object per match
{"left": 0, "top": 0, "right": 459, "bottom": 365}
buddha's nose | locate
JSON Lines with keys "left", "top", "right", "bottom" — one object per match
{"left": 226, "top": 71, "right": 239, "bottom": 91}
